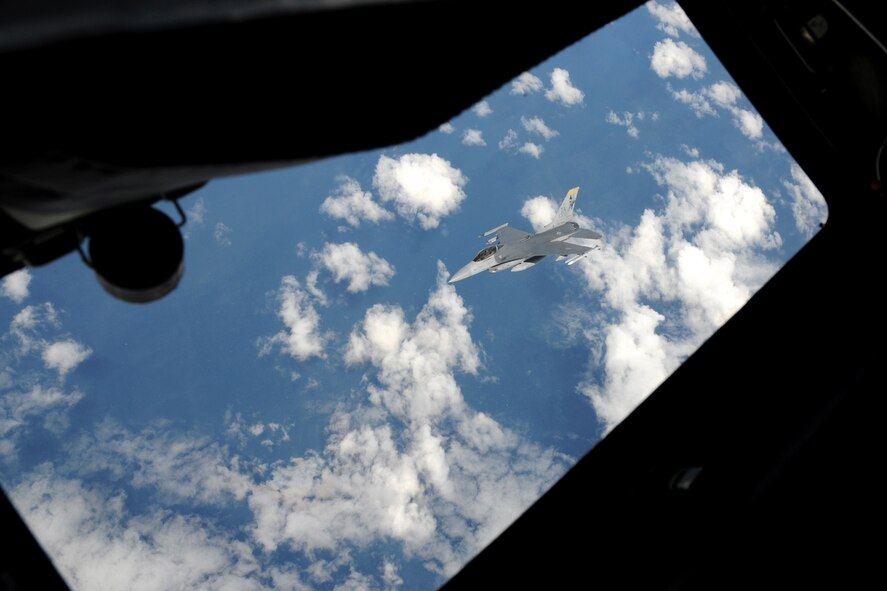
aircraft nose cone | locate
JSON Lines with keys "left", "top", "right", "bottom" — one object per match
{"left": 449, "top": 265, "right": 471, "bottom": 283}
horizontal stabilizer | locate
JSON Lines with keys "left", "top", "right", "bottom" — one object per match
{"left": 571, "top": 228, "right": 602, "bottom": 240}
{"left": 482, "top": 223, "right": 508, "bottom": 237}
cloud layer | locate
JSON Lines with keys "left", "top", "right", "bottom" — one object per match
{"left": 251, "top": 264, "right": 568, "bottom": 575}
{"left": 526, "top": 155, "right": 782, "bottom": 430}
{"left": 10, "top": 266, "right": 569, "bottom": 589}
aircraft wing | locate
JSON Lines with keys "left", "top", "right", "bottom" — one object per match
{"left": 535, "top": 240, "right": 592, "bottom": 257}
{"left": 496, "top": 226, "right": 532, "bottom": 244}
{"left": 571, "top": 228, "right": 602, "bottom": 240}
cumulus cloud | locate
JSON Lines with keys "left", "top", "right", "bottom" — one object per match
{"left": 646, "top": 1, "right": 699, "bottom": 37}
{"left": 521, "top": 116, "right": 559, "bottom": 140}
{"left": 2, "top": 269, "right": 32, "bottom": 303}
{"left": 317, "top": 242, "right": 396, "bottom": 293}
{"left": 519, "top": 142, "right": 544, "bottom": 159}
{"left": 42, "top": 340, "right": 92, "bottom": 378}
{"left": 69, "top": 419, "right": 252, "bottom": 505}
{"left": 9, "top": 303, "right": 58, "bottom": 355}
{"left": 499, "top": 129, "right": 519, "bottom": 151}
{"left": 7, "top": 303, "right": 92, "bottom": 381}
{"left": 472, "top": 100, "right": 492, "bottom": 118}
{"left": 185, "top": 197, "right": 207, "bottom": 225}
{"left": 670, "top": 86, "right": 716, "bottom": 117}
{"left": 784, "top": 163, "right": 827, "bottom": 237}
{"left": 259, "top": 276, "right": 327, "bottom": 361}
{"left": 650, "top": 38, "right": 707, "bottom": 79}
{"left": 249, "top": 264, "right": 568, "bottom": 575}
{"left": 320, "top": 176, "right": 394, "bottom": 228}
{"left": 528, "top": 155, "right": 782, "bottom": 431}
{"left": 214, "top": 222, "right": 232, "bottom": 246}
{"left": 10, "top": 467, "right": 296, "bottom": 591}
{"left": 670, "top": 81, "right": 765, "bottom": 140}
{"left": 1, "top": 303, "right": 92, "bottom": 459}
{"left": 520, "top": 196, "right": 559, "bottom": 231}
{"left": 305, "top": 269, "right": 328, "bottom": 306}
{"left": 545, "top": 68, "right": 585, "bottom": 106}
{"left": 461, "top": 129, "right": 486, "bottom": 146}
{"left": 606, "top": 111, "right": 642, "bottom": 138}
{"left": 5, "top": 269, "right": 570, "bottom": 588}
{"left": 373, "top": 153, "right": 468, "bottom": 230}
{"left": 511, "top": 72, "right": 544, "bottom": 95}
{"left": 439, "top": 122, "right": 455, "bottom": 134}
{"left": 0, "top": 385, "right": 84, "bottom": 460}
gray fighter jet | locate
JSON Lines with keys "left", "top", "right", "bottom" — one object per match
{"left": 449, "top": 187, "right": 601, "bottom": 283}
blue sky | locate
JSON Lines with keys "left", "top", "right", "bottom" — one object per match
{"left": 0, "top": 3, "right": 828, "bottom": 590}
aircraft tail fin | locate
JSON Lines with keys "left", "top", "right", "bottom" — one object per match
{"left": 552, "top": 187, "right": 580, "bottom": 226}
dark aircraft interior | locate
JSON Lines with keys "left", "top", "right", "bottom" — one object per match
{"left": 1, "top": 0, "right": 885, "bottom": 588}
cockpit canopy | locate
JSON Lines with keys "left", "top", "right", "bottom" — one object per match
{"left": 473, "top": 244, "right": 497, "bottom": 262}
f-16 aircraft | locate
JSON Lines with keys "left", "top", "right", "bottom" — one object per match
{"left": 449, "top": 187, "right": 601, "bottom": 283}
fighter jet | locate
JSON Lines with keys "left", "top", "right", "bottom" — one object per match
{"left": 449, "top": 187, "right": 601, "bottom": 283}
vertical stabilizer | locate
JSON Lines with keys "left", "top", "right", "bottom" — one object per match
{"left": 551, "top": 186, "right": 580, "bottom": 227}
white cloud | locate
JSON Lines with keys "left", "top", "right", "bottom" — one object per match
{"left": 382, "top": 561, "right": 403, "bottom": 589}
{"left": 259, "top": 276, "right": 327, "bottom": 361}
{"left": 373, "top": 153, "right": 468, "bottom": 230}
{"left": 650, "top": 38, "right": 707, "bottom": 79}
{"left": 9, "top": 303, "right": 58, "bottom": 355}
{"left": 5, "top": 270, "right": 570, "bottom": 588}
{"left": 305, "top": 269, "right": 328, "bottom": 306}
{"left": 42, "top": 340, "right": 92, "bottom": 378}
{"left": 706, "top": 80, "right": 741, "bottom": 108}
{"left": 317, "top": 242, "right": 396, "bottom": 293}
{"left": 438, "top": 122, "right": 455, "bottom": 134}
{"left": 461, "top": 129, "right": 486, "bottom": 146}
{"left": 249, "top": 264, "right": 568, "bottom": 575}
{"left": 10, "top": 467, "right": 296, "bottom": 591}
{"left": 670, "top": 86, "right": 716, "bottom": 117}
{"left": 320, "top": 176, "right": 394, "bottom": 228}
{"left": 214, "top": 222, "right": 232, "bottom": 246}
{"left": 545, "top": 68, "right": 585, "bottom": 106}
{"left": 2, "top": 302, "right": 88, "bottom": 458}
{"left": 528, "top": 155, "right": 782, "bottom": 431}
{"left": 2, "top": 269, "right": 32, "bottom": 303}
{"left": 498, "top": 129, "right": 519, "bottom": 151}
{"left": 472, "top": 100, "right": 492, "bottom": 118}
{"left": 520, "top": 196, "right": 559, "bottom": 231}
{"left": 605, "top": 110, "right": 641, "bottom": 138}
{"left": 70, "top": 419, "right": 252, "bottom": 505}
{"left": 784, "top": 163, "right": 827, "bottom": 237}
{"left": 185, "top": 197, "right": 207, "bottom": 225}
{"left": 511, "top": 72, "right": 544, "bottom": 95}
{"left": 734, "top": 108, "right": 764, "bottom": 140}
{"left": 519, "top": 142, "right": 543, "bottom": 159}
{"left": 521, "top": 116, "right": 559, "bottom": 140}
{"left": 1, "top": 385, "right": 84, "bottom": 460}
{"left": 646, "top": 1, "right": 699, "bottom": 37}
{"left": 670, "top": 81, "right": 766, "bottom": 140}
